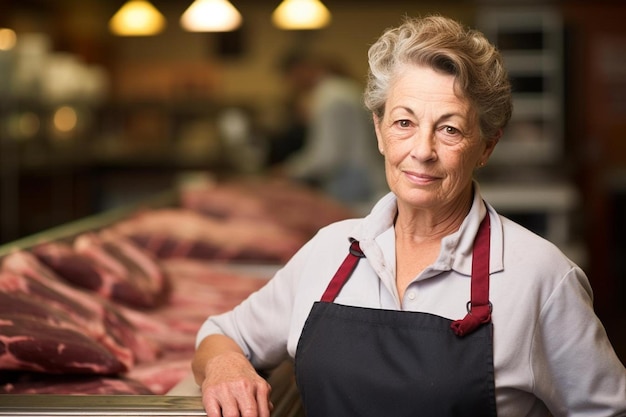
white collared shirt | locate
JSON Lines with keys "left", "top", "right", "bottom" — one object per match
{"left": 197, "top": 183, "right": 626, "bottom": 417}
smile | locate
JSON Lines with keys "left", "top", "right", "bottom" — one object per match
{"left": 403, "top": 170, "right": 441, "bottom": 185}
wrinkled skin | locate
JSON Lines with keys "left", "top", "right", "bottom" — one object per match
{"left": 193, "top": 335, "right": 273, "bottom": 417}
{"left": 373, "top": 63, "right": 498, "bottom": 227}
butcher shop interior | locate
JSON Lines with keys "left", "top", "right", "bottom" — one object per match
{"left": 1, "top": 0, "right": 625, "bottom": 414}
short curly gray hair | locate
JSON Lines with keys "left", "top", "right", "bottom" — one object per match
{"left": 364, "top": 15, "right": 512, "bottom": 141}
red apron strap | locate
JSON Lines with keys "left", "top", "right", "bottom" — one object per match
{"left": 321, "top": 214, "right": 492, "bottom": 337}
{"left": 320, "top": 240, "right": 364, "bottom": 302}
{"left": 451, "top": 214, "right": 492, "bottom": 337}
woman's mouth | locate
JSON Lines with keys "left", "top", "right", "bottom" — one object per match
{"left": 403, "top": 171, "right": 441, "bottom": 185}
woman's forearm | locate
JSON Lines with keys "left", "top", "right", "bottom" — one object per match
{"left": 192, "top": 333, "right": 247, "bottom": 385}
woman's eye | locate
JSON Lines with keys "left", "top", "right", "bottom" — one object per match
{"left": 437, "top": 125, "right": 465, "bottom": 144}
{"left": 443, "top": 126, "right": 459, "bottom": 135}
{"left": 397, "top": 120, "right": 411, "bottom": 128}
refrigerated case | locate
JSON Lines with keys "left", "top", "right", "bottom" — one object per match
{"left": 0, "top": 360, "right": 303, "bottom": 416}
{"left": 0, "top": 182, "right": 327, "bottom": 416}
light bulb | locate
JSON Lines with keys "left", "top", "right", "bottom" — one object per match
{"left": 272, "top": 0, "right": 331, "bottom": 30}
{"left": 109, "top": 0, "right": 166, "bottom": 36}
{"left": 180, "top": 0, "right": 242, "bottom": 32}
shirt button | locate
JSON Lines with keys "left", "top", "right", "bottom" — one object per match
{"left": 407, "top": 292, "right": 416, "bottom": 300}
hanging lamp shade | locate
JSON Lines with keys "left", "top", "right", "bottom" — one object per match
{"left": 109, "top": 0, "right": 166, "bottom": 36}
{"left": 0, "top": 28, "right": 17, "bottom": 51}
{"left": 272, "top": 0, "right": 331, "bottom": 30}
{"left": 180, "top": 0, "right": 242, "bottom": 32}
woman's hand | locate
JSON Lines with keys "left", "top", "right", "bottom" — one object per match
{"left": 201, "top": 351, "right": 273, "bottom": 417}
{"left": 193, "top": 334, "right": 272, "bottom": 417}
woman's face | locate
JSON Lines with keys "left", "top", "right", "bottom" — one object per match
{"left": 374, "top": 64, "right": 497, "bottom": 213}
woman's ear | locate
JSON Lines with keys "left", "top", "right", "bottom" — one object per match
{"left": 373, "top": 113, "right": 384, "bottom": 155}
{"left": 481, "top": 129, "right": 502, "bottom": 162}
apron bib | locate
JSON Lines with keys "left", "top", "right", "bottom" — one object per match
{"left": 295, "top": 215, "right": 497, "bottom": 417}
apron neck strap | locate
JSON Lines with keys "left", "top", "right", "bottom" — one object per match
{"left": 451, "top": 214, "right": 492, "bottom": 337}
{"left": 320, "top": 240, "right": 364, "bottom": 303}
{"left": 320, "top": 214, "right": 492, "bottom": 338}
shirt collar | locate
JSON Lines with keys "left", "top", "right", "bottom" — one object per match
{"left": 351, "top": 181, "right": 504, "bottom": 277}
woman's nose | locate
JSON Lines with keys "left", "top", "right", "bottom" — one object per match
{"left": 410, "top": 130, "right": 437, "bottom": 162}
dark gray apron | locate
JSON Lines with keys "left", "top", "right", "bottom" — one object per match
{"left": 295, "top": 215, "right": 497, "bottom": 416}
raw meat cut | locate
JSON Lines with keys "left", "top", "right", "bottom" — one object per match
{"left": 110, "top": 260, "right": 269, "bottom": 353}
{"left": 125, "top": 353, "right": 193, "bottom": 395}
{"left": 1, "top": 252, "right": 159, "bottom": 369}
{"left": 0, "top": 266, "right": 131, "bottom": 368}
{"left": 67, "top": 230, "right": 170, "bottom": 309}
{"left": 112, "top": 208, "right": 307, "bottom": 262}
{"left": 33, "top": 242, "right": 167, "bottom": 362}
{"left": 180, "top": 178, "right": 357, "bottom": 237}
{"left": 0, "top": 313, "right": 126, "bottom": 374}
{"left": 159, "top": 258, "right": 269, "bottom": 322}
{"left": 32, "top": 241, "right": 103, "bottom": 292}
{"left": 112, "top": 305, "right": 197, "bottom": 354}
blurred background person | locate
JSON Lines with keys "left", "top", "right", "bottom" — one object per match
{"left": 271, "top": 51, "right": 386, "bottom": 211}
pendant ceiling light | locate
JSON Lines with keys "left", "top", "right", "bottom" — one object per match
{"left": 272, "top": 0, "right": 331, "bottom": 30}
{"left": 109, "top": 0, "right": 166, "bottom": 36}
{"left": 0, "top": 28, "right": 17, "bottom": 51}
{"left": 180, "top": 0, "right": 242, "bottom": 32}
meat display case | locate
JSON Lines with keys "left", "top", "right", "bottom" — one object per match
{"left": 0, "top": 360, "right": 303, "bottom": 416}
{"left": 0, "top": 186, "right": 308, "bottom": 417}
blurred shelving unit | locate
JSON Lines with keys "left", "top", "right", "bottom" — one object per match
{"left": 0, "top": 98, "right": 98, "bottom": 244}
{"left": 478, "top": 7, "right": 564, "bottom": 165}
{"left": 476, "top": 7, "right": 586, "bottom": 267}
{"left": 0, "top": 93, "right": 266, "bottom": 244}
{"left": 480, "top": 182, "right": 586, "bottom": 267}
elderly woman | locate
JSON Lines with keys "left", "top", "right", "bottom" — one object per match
{"left": 192, "top": 15, "right": 626, "bottom": 417}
